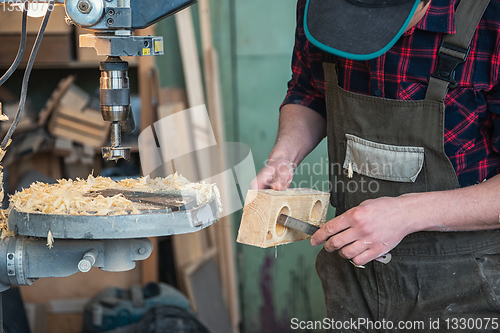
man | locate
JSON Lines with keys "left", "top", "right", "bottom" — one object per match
{"left": 252, "top": 0, "right": 500, "bottom": 329}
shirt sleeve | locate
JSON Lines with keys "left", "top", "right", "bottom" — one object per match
{"left": 281, "top": 0, "right": 326, "bottom": 118}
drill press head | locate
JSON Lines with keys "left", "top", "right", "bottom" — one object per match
{"left": 63, "top": 0, "right": 197, "bottom": 161}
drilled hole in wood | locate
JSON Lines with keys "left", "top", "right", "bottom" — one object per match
{"left": 275, "top": 206, "right": 289, "bottom": 237}
{"left": 310, "top": 200, "right": 322, "bottom": 222}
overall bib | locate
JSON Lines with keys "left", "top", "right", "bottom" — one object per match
{"left": 315, "top": 0, "right": 500, "bottom": 331}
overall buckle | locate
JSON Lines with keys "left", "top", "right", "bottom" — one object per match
{"left": 429, "top": 41, "right": 470, "bottom": 89}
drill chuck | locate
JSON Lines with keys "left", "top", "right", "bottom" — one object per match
{"left": 100, "top": 58, "right": 130, "bottom": 122}
{"left": 100, "top": 57, "right": 132, "bottom": 161}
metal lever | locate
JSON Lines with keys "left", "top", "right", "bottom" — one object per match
{"left": 120, "top": 105, "right": 136, "bottom": 134}
{"left": 78, "top": 248, "right": 98, "bottom": 273}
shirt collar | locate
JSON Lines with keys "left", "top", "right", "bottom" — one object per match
{"left": 403, "top": 0, "right": 457, "bottom": 36}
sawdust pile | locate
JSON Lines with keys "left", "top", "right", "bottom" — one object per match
{"left": 10, "top": 173, "right": 222, "bottom": 216}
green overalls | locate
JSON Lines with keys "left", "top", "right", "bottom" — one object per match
{"left": 315, "top": 0, "right": 500, "bottom": 331}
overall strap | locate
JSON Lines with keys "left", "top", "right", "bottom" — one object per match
{"left": 425, "top": 0, "right": 491, "bottom": 102}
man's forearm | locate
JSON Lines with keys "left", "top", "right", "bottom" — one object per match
{"left": 410, "top": 174, "right": 500, "bottom": 232}
{"left": 270, "top": 104, "right": 327, "bottom": 165}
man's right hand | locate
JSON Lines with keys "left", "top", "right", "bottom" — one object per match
{"left": 250, "top": 158, "right": 295, "bottom": 190}
{"left": 250, "top": 104, "right": 327, "bottom": 191}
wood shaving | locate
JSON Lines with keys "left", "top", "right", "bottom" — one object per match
{"left": 47, "top": 230, "right": 54, "bottom": 249}
{"left": 10, "top": 173, "right": 222, "bottom": 216}
{"left": 0, "top": 114, "right": 8, "bottom": 121}
{"left": 347, "top": 162, "right": 353, "bottom": 179}
{"left": 349, "top": 260, "right": 365, "bottom": 269}
{"left": 0, "top": 139, "right": 12, "bottom": 163}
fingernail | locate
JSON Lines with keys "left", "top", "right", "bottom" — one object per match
{"left": 311, "top": 238, "right": 317, "bottom": 246}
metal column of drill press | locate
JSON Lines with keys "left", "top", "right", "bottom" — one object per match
{"left": 100, "top": 56, "right": 134, "bottom": 161}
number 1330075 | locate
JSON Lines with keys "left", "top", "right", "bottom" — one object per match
{"left": 445, "top": 318, "right": 498, "bottom": 330}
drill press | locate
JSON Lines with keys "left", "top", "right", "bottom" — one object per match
{"left": 0, "top": 0, "right": 223, "bottom": 330}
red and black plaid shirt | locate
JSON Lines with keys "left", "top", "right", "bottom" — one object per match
{"left": 283, "top": 0, "right": 500, "bottom": 187}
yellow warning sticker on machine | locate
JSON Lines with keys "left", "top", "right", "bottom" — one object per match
{"left": 142, "top": 48, "right": 151, "bottom": 56}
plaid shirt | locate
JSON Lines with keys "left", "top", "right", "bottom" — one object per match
{"left": 283, "top": 0, "right": 500, "bottom": 187}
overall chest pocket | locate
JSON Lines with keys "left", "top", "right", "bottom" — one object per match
{"left": 338, "top": 134, "right": 430, "bottom": 209}
{"left": 343, "top": 134, "right": 425, "bottom": 183}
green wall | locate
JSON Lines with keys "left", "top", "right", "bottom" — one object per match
{"left": 155, "top": 1, "right": 334, "bottom": 331}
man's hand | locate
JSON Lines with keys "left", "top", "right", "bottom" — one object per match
{"left": 311, "top": 196, "right": 417, "bottom": 266}
{"left": 250, "top": 104, "right": 326, "bottom": 191}
{"left": 310, "top": 174, "right": 500, "bottom": 266}
{"left": 250, "top": 158, "right": 295, "bottom": 190}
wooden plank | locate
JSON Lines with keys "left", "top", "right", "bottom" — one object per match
{"left": 184, "top": 248, "right": 233, "bottom": 333}
{"left": 156, "top": 101, "right": 199, "bottom": 180}
{"left": 158, "top": 87, "right": 187, "bottom": 106}
{"left": 175, "top": 8, "right": 205, "bottom": 108}
{"left": 57, "top": 107, "right": 107, "bottom": 127}
{"left": 237, "top": 189, "right": 330, "bottom": 248}
{"left": 173, "top": 233, "right": 209, "bottom": 274}
{"left": 198, "top": 1, "right": 240, "bottom": 330}
{"left": 49, "top": 105, "right": 109, "bottom": 147}
{"left": 157, "top": 101, "right": 187, "bottom": 178}
{"left": 138, "top": 25, "right": 160, "bottom": 284}
{"left": 183, "top": 247, "right": 218, "bottom": 312}
{"left": 173, "top": 10, "right": 215, "bottom": 290}
{"left": 51, "top": 127, "right": 103, "bottom": 148}
{"left": 55, "top": 117, "right": 105, "bottom": 137}
{"left": 176, "top": 5, "right": 241, "bottom": 331}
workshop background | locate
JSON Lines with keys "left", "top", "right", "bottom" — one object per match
{"left": 0, "top": 0, "right": 334, "bottom": 332}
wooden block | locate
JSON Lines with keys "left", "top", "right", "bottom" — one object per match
{"left": 59, "top": 84, "right": 90, "bottom": 111}
{"left": 237, "top": 188, "right": 330, "bottom": 248}
{"left": 49, "top": 106, "right": 109, "bottom": 148}
{"left": 58, "top": 106, "right": 107, "bottom": 127}
{"left": 38, "top": 76, "right": 76, "bottom": 127}
{"left": 51, "top": 127, "right": 103, "bottom": 148}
